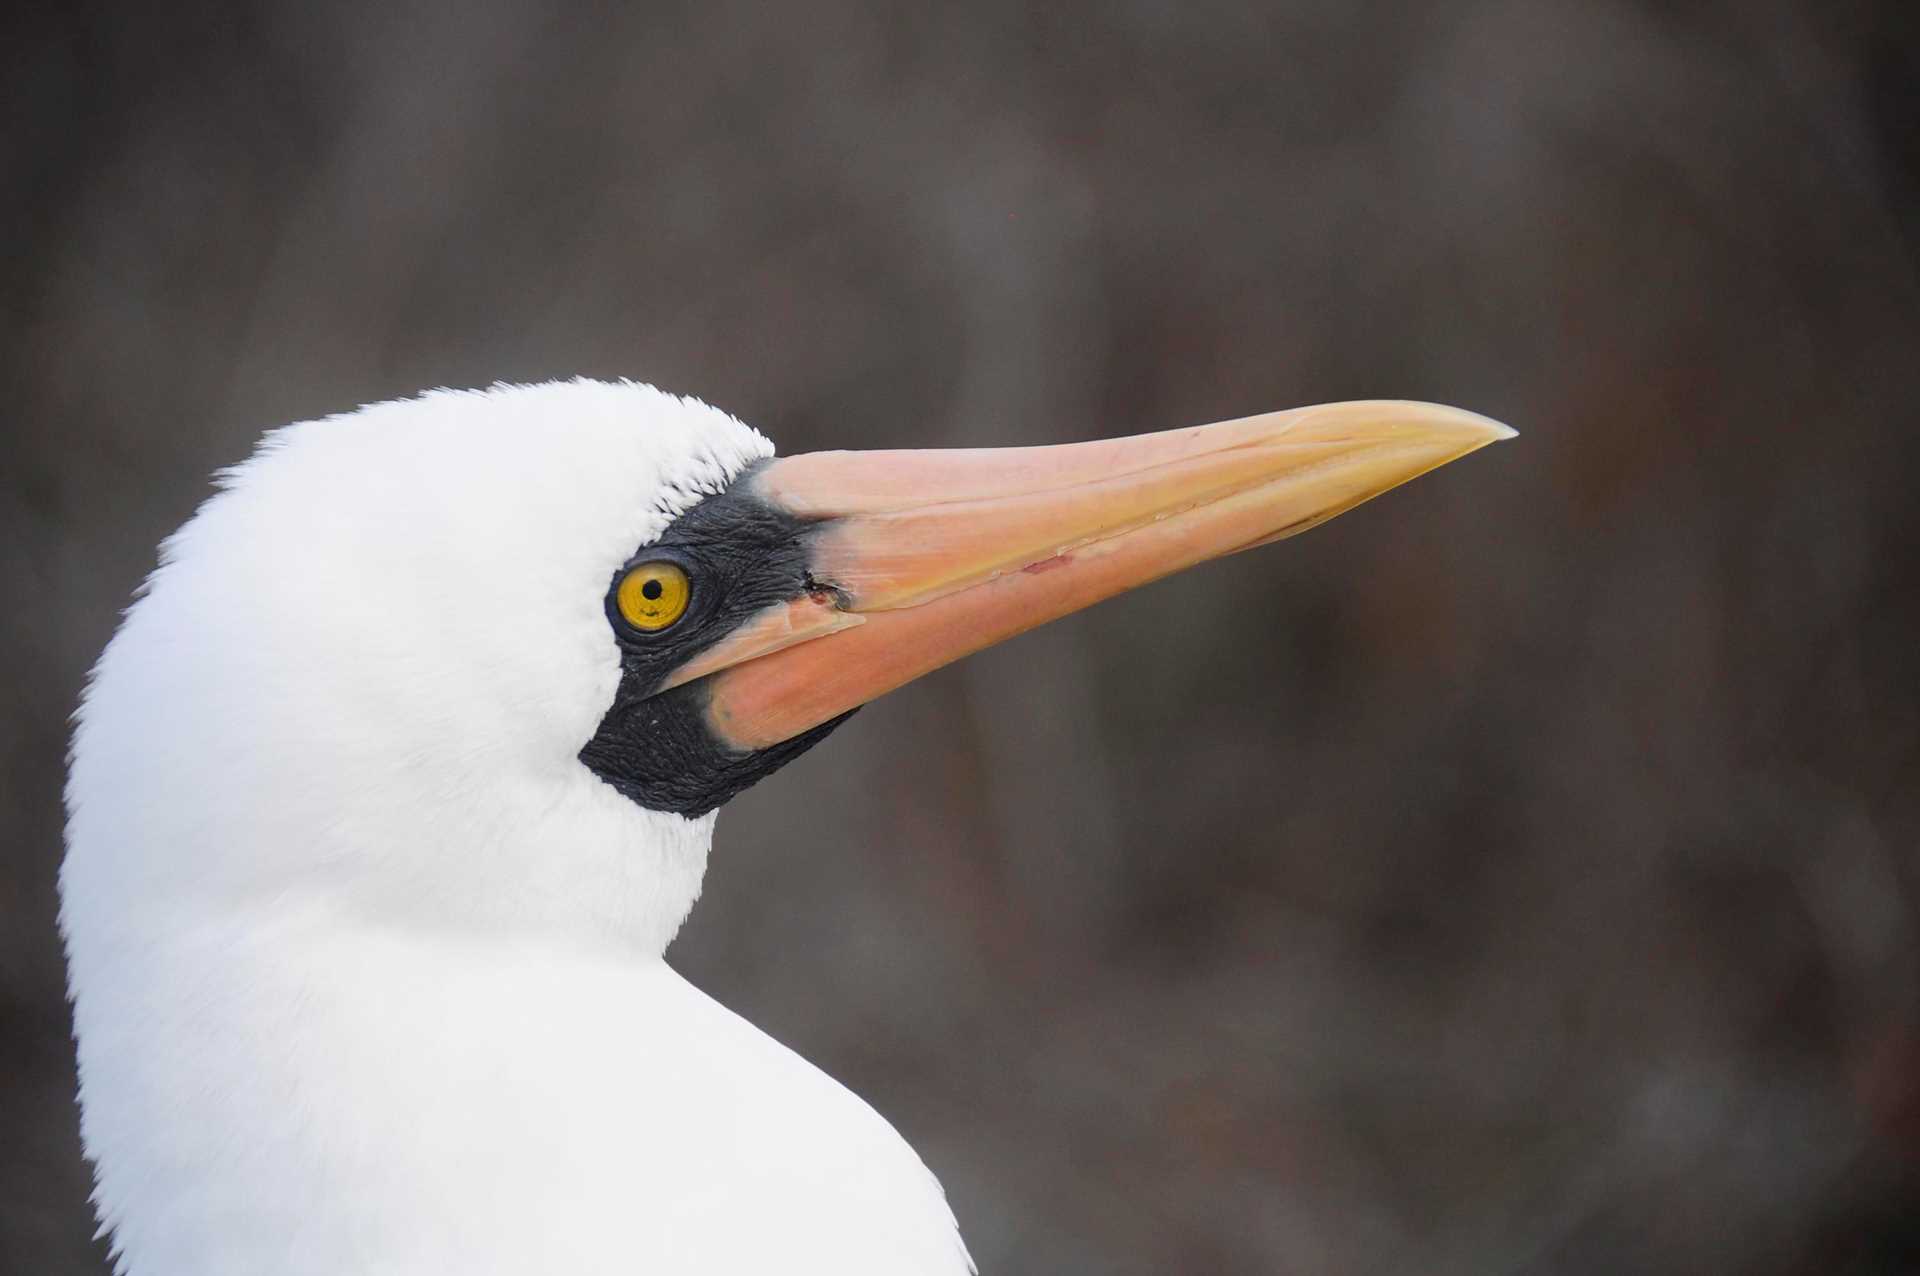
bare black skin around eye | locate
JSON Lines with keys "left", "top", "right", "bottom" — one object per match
{"left": 580, "top": 462, "right": 857, "bottom": 816}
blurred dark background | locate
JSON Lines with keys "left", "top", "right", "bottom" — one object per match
{"left": 6, "top": 2, "right": 1918, "bottom": 1272}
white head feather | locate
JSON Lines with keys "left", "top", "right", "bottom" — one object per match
{"left": 65, "top": 379, "right": 769, "bottom": 956}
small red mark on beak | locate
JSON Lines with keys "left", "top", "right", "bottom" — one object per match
{"left": 1023, "top": 554, "right": 1073, "bottom": 575}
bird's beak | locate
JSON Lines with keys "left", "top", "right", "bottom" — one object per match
{"left": 665, "top": 401, "right": 1514, "bottom": 752}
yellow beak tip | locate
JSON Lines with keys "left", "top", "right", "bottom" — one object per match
{"left": 1399, "top": 401, "right": 1518, "bottom": 443}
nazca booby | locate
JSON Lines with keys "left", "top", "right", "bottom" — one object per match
{"left": 61, "top": 380, "right": 1511, "bottom": 1274}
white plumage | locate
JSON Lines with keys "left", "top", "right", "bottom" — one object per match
{"left": 64, "top": 377, "right": 1507, "bottom": 1274}
{"left": 63, "top": 381, "right": 972, "bottom": 1275}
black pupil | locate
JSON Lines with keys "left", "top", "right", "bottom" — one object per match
{"left": 641, "top": 577, "right": 664, "bottom": 601}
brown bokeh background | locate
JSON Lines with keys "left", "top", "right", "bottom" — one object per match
{"left": 5, "top": 2, "right": 1918, "bottom": 1272}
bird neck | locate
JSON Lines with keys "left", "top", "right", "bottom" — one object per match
{"left": 75, "top": 913, "right": 708, "bottom": 1272}
{"left": 63, "top": 772, "right": 731, "bottom": 1269}
{"left": 73, "top": 914, "right": 975, "bottom": 1275}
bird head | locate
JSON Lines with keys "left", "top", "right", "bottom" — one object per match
{"left": 63, "top": 379, "right": 1510, "bottom": 961}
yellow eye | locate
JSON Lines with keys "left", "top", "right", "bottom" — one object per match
{"left": 615, "top": 561, "right": 692, "bottom": 632}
